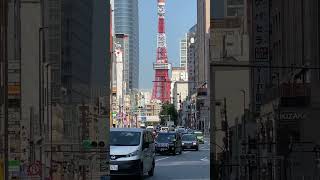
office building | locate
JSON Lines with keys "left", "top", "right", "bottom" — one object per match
{"left": 196, "top": 0, "right": 210, "bottom": 136}
{"left": 180, "top": 34, "right": 188, "bottom": 67}
{"left": 113, "top": 0, "right": 139, "bottom": 89}
{"left": 187, "top": 24, "right": 197, "bottom": 96}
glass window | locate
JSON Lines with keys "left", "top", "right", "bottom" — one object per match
{"left": 156, "top": 133, "right": 176, "bottom": 143}
{"left": 182, "top": 134, "right": 197, "bottom": 141}
{"left": 110, "top": 131, "right": 141, "bottom": 146}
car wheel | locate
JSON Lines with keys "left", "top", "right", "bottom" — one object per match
{"left": 109, "top": 176, "right": 116, "bottom": 180}
{"left": 196, "top": 147, "right": 199, "bottom": 151}
{"left": 148, "top": 159, "right": 155, "bottom": 176}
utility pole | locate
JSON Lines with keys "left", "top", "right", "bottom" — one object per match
{"left": 80, "top": 103, "right": 88, "bottom": 180}
{"left": 1, "top": 1, "right": 9, "bottom": 179}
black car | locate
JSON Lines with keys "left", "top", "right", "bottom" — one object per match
{"left": 155, "top": 132, "right": 182, "bottom": 155}
{"left": 182, "top": 134, "right": 199, "bottom": 151}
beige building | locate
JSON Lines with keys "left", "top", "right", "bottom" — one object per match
{"left": 171, "top": 67, "right": 188, "bottom": 111}
{"left": 210, "top": 17, "right": 250, "bottom": 163}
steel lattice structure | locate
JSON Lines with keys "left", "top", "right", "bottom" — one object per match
{"left": 152, "top": 0, "right": 171, "bottom": 102}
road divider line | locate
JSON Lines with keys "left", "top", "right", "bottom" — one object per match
{"left": 155, "top": 157, "right": 170, "bottom": 162}
{"left": 172, "top": 178, "right": 210, "bottom": 180}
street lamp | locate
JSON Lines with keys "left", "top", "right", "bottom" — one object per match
{"left": 44, "top": 62, "right": 53, "bottom": 178}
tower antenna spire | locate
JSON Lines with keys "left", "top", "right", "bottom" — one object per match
{"left": 152, "top": 0, "right": 171, "bottom": 103}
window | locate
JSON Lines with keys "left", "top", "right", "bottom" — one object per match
{"left": 110, "top": 131, "right": 141, "bottom": 146}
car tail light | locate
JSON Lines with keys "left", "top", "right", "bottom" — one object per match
{"left": 193, "top": 142, "right": 197, "bottom": 145}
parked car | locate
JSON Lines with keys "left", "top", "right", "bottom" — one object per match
{"left": 194, "top": 131, "right": 204, "bottom": 144}
{"left": 155, "top": 132, "right": 182, "bottom": 155}
{"left": 182, "top": 134, "right": 199, "bottom": 151}
{"left": 109, "top": 128, "right": 155, "bottom": 179}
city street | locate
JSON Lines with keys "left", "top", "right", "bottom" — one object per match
{"left": 152, "top": 138, "right": 210, "bottom": 180}
{"left": 107, "top": 138, "right": 210, "bottom": 180}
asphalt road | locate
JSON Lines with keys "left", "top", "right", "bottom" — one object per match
{"left": 106, "top": 139, "right": 210, "bottom": 180}
{"left": 149, "top": 139, "right": 210, "bottom": 180}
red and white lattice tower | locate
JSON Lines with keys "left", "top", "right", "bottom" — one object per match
{"left": 152, "top": 0, "right": 171, "bottom": 102}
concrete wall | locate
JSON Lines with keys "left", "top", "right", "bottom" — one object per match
{"left": 20, "top": 1, "right": 41, "bottom": 164}
{"left": 214, "top": 70, "right": 249, "bottom": 152}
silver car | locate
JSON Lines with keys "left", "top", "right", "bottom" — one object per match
{"left": 109, "top": 128, "right": 155, "bottom": 179}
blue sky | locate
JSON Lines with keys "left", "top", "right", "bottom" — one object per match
{"left": 138, "top": 0, "right": 197, "bottom": 89}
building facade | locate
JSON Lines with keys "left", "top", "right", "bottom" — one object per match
{"left": 187, "top": 25, "right": 197, "bottom": 96}
{"left": 224, "top": 0, "right": 244, "bottom": 17}
{"left": 171, "top": 67, "right": 188, "bottom": 106}
{"left": 180, "top": 34, "right": 188, "bottom": 67}
{"left": 252, "top": 0, "right": 320, "bottom": 179}
{"left": 196, "top": 0, "right": 210, "bottom": 137}
{"left": 113, "top": 0, "right": 139, "bottom": 90}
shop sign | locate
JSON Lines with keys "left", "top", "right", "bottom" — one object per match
{"left": 280, "top": 112, "right": 306, "bottom": 120}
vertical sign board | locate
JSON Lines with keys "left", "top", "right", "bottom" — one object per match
{"left": 253, "top": 0, "right": 270, "bottom": 113}
{"left": 8, "top": 160, "right": 20, "bottom": 172}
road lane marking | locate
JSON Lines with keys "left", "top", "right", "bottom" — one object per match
{"left": 200, "top": 157, "right": 209, "bottom": 161}
{"left": 156, "top": 160, "right": 209, "bottom": 166}
{"left": 155, "top": 157, "right": 170, "bottom": 162}
{"left": 172, "top": 178, "right": 210, "bottom": 180}
{"left": 172, "top": 179, "right": 210, "bottom": 180}
{"left": 183, "top": 151, "right": 191, "bottom": 154}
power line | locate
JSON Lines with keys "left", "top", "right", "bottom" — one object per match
{"left": 210, "top": 62, "right": 320, "bottom": 70}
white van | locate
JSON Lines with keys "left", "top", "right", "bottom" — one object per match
{"left": 110, "top": 128, "right": 155, "bottom": 179}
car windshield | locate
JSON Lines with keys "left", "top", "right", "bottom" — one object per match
{"left": 194, "top": 132, "right": 203, "bottom": 136}
{"left": 110, "top": 131, "right": 141, "bottom": 146}
{"left": 156, "top": 133, "right": 175, "bottom": 143}
{"left": 182, "top": 135, "right": 196, "bottom": 141}
{"left": 177, "top": 129, "right": 185, "bottom": 133}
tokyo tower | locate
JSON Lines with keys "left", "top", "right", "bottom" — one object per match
{"left": 152, "top": 0, "right": 171, "bottom": 102}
